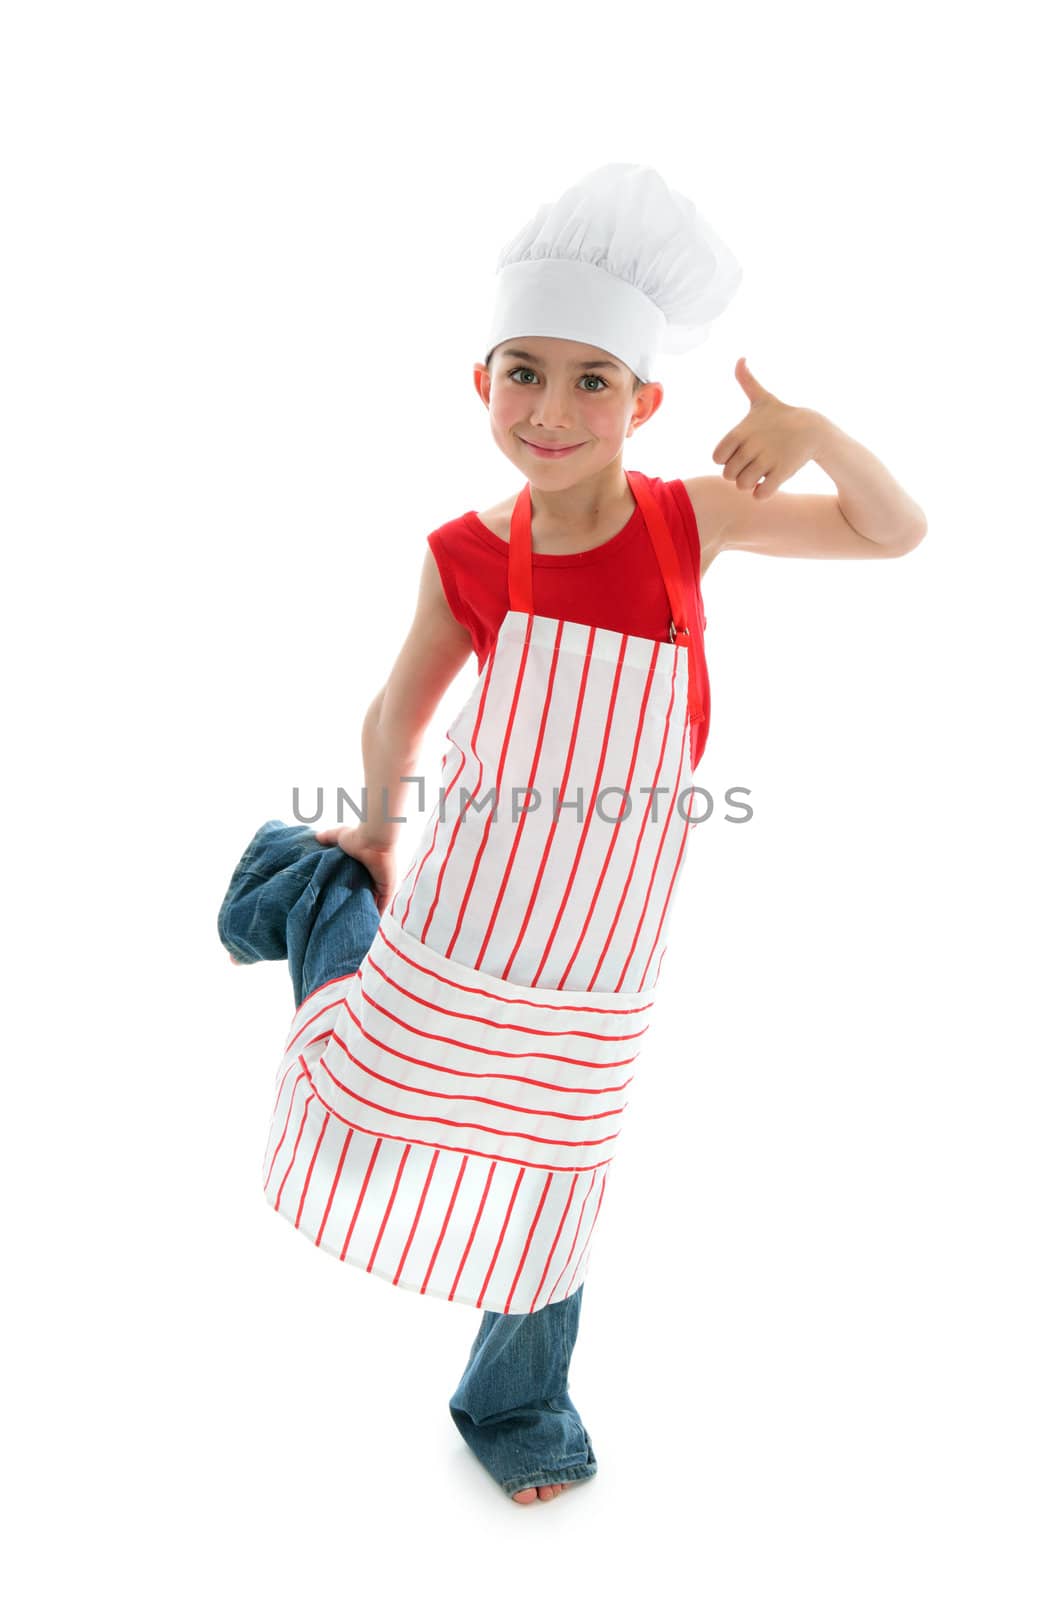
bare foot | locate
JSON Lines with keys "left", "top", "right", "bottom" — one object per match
{"left": 512, "top": 1483, "right": 569, "bottom": 1504}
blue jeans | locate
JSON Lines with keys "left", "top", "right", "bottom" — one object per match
{"left": 217, "top": 820, "right": 598, "bottom": 1497}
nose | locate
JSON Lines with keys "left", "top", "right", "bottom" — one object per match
{"left": 527, "top": 382, "right": 574, "bottom": 429}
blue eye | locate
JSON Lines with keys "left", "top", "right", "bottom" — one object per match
{"left": 506, "top": 366, "right": 607, "bottom": 392}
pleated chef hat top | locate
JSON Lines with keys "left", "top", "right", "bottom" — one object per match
{"left": 484, "top": 162, "right": 743, "bottom": 385}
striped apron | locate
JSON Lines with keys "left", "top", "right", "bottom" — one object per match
{"left": 261, "top": 469, "right": 708, "bottom": 1314}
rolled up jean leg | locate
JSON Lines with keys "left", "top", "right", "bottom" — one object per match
{"left": 447, "top": 1284, "right": 597, "bottom": 1497}
{"left": 217, "top": 819, "right": 382, "bottom": 1006}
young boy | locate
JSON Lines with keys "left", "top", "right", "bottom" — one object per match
{"left": 219, "top": 163, "right": 926, "bottom": 1504}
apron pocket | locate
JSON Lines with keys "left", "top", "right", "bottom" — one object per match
{"left": 307, "top": 908, "right": 656, "bottom": 1172}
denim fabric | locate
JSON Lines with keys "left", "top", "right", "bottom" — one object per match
{"left": 216, "top": 820, "right": 381, "bottom": 1007}
{"left": 217, "top": 819, "right": 598, "bottom": 1497}
{"left": 447, "top": 1283, "right": 597, "bottom": 1496}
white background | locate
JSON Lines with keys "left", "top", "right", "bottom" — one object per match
{"left": 4, "top": 2, "right": 1034, "bottom": 1596}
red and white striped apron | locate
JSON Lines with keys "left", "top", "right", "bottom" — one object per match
{"left": 261, "top": 470, "right": 707, "bottom": 1314}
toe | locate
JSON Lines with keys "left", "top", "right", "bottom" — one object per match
{"left": 512, "top": 1483, "right": 567, "bottom": 1504}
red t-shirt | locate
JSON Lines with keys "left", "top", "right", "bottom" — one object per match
{"left": 427, "top": 474, "right": 710, "bottom": 762}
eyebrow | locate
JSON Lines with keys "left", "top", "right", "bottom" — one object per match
{"left": 499, "top": 345, "right": 623, "bottom": 374}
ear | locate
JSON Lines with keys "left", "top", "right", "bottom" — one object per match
{"left": 473, "top": 363, "right": 491, "bottom": 405}
{"left": 629, "top": 382, "right": 664, "bottom": 431}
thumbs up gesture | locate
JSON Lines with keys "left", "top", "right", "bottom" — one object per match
{"left": 712, "top": 358, "right": 825, "bottom": 500}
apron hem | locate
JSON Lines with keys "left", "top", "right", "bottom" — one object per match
{"left": 263, "top": 1181, "right": 588, "bottom": 1315}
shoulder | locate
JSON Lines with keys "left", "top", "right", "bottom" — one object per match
{"left": 471, "top": 497, "right": 513, "bottom": 542}
{"left": 427, "top": 501, "right": 509, "bottom": 549}
{"left": 426, "top": 508, "right": 488, "bottom": 571}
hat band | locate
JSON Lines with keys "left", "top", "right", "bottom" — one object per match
{"left": 485, "top": 257, "right": 666, "bottom": 384}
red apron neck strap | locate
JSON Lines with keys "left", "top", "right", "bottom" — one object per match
{"left": 507, "top": 481, "right": 534, "bottom": 614}
{"left": 625, "top": 470, "right": 689, "bottom": 640}
{"left": 506, "top": 468, "right": 705, "bottom": 735}
{"left": 509, "top": 471, "right": 688, "bottom": 635}
{"left": 626, "top": 472, "right": 706, "bottom": 734}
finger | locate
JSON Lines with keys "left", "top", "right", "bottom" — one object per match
{"left": 712, "top": 431, "right": 742, "bottom": 466}
{"left": 720, "top": 441, "right": 758, "bottom": 481}
{"left": 313, "top": 827, "right": 338, "bottom": 843}
{"left": 735, "top": 355, "right": 771, "bottom": 402}
{"left": 735, "top": 454, "right": 767, "bottom": 489}
{"left": 745, "top": 454, "right": 785, "bottom": 494}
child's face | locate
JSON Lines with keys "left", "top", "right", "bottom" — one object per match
{"left": 473, "top": 334, "right": 663, "bottom": 485}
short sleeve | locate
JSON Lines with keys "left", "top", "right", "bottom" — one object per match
{"left": 427, "top": 530, "right": 479, "bottom": 653}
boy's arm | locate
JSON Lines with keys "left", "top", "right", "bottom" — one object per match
{"left": 314, "top": 551, "right": 471, "bottom": 905}
{"left": 358, "top": 549, "right": 473, "bottom": 849}
{"left": 687, "top": 358, "right": 928, "bottom": 574}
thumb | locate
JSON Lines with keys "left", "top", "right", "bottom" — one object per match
{"left": 734, "top": 355, "right": 770, "bottom": 404}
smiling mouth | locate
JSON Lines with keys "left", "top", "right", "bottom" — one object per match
{"left": 520, "top": 439, "right": 585, "bottom": 454}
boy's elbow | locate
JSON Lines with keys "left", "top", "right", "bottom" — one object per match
{"left": 362, "top": 690, "right": 385, "bottom": 739}
{"left": 891, "top": 516, "right": 928, "bottom": 555}
{"left": 368, "top": 685, "right": 429, "bottom": 754}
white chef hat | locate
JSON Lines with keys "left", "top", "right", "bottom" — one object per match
{"left": 484, "top": 162, "right": 742, "bottom": 385}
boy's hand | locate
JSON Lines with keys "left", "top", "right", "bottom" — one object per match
{"left": 712, "top": 357, "right": 827, "bottom": 500}
{"left": 313, "top": 825, "right": 397, "bottom": 915}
